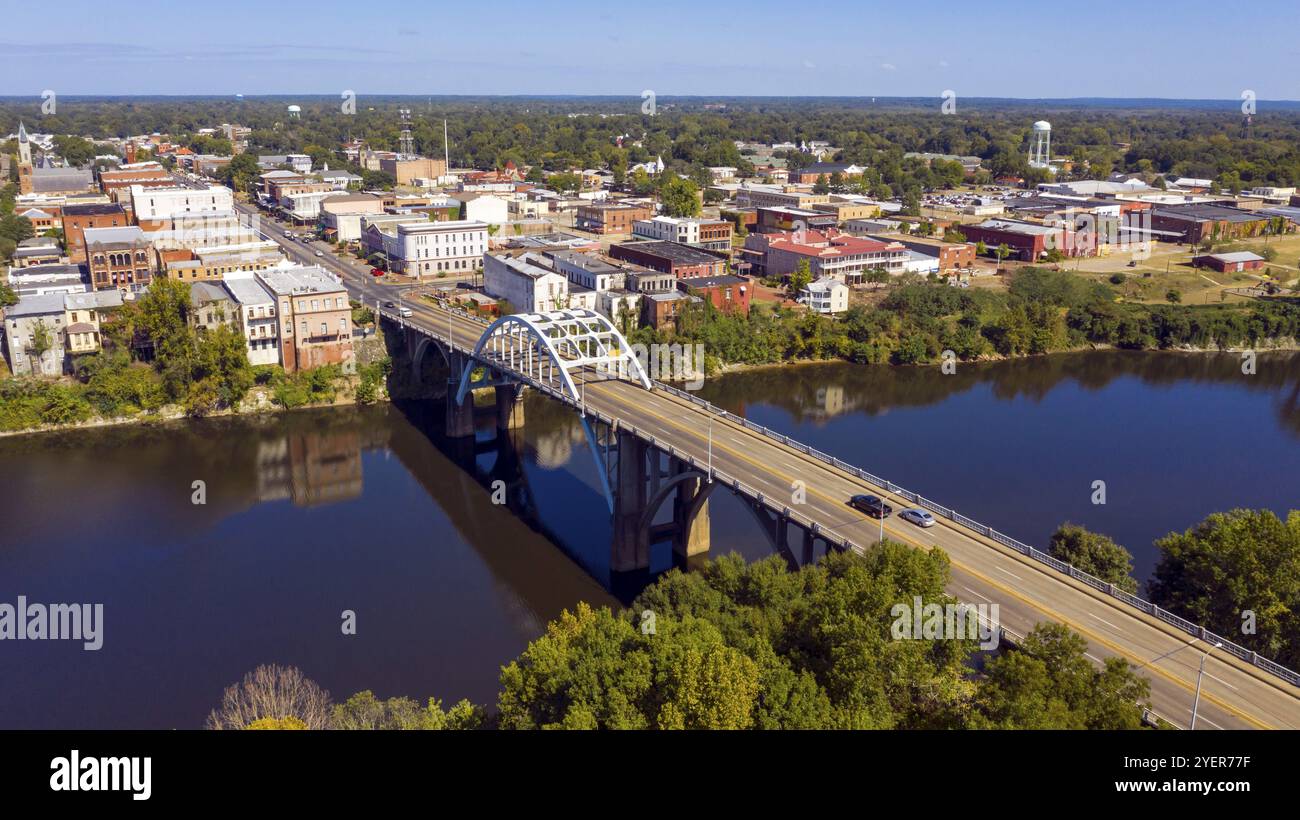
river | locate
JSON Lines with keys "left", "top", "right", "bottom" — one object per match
{"left": 0, "top": 350, "right": 1296, "bottom": 728}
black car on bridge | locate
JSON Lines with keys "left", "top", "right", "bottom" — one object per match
{"left": 849, "top": 494, "right": 893, "bottom": 519}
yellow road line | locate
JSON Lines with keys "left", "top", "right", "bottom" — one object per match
{"left": 605, "top": 382, "right": 1277, "bottom": 729}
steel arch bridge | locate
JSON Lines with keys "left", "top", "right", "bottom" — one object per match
{"left": 453, "top": 308, "right": 652, "bottom": 405}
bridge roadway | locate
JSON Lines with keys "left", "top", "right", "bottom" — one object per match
{"left": 235, "top": 201, "right": 1300, "bottom": 730}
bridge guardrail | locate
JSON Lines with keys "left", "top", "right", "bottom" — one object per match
{"left": 388, "top": 307, "right": 1300, "bottom": 689}
{"left": 647, "top": 376, "right": 1300, "bottom": 688}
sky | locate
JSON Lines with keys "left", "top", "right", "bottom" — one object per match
{"left": 2, "top": 0, "right": 1298, "bottom": 99}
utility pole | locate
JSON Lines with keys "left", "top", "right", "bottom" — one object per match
{"left": 1190, "top": 642, "right": 1223, "bottom": 730}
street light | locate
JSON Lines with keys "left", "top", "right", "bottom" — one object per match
{"left": 1189, "top": 642, "right": 1223, "bottom": 730}
{"left": 707, "top": 417, "right": 713, "bottom": 483}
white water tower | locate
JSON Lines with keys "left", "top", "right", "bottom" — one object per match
{"left": 287, "top": 104, "right": 302, "bottom": 119}
{"left": 1029, "top": 120, "right": 1051, "bottom": 169}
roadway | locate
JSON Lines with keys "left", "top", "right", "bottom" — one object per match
{"left": 233, "top": 198, "right": 1300, "bottom": 731}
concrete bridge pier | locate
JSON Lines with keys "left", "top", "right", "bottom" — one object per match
{"left": 494, "top": 384, "right": 525, "bottom": 430}
{"left": 445, "top": 379, "right": 476, "bottom": 438}
{"left": 611, "top": 430, "right": 650, "bottom": 573}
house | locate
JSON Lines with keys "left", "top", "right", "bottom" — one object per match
{"left": 1192, "top": 251, "right": 1266, "bottom": 273}
{"left": 256, "top": 267, "right": 354, "bottom": 373}
{"left": 483, "top": 252, "right": 569, "bottom": 313}
{"left": 83, "top": 226, "right": 154, "bottom": 293}
{"left": 3, "top": 293, "right": 66, "bottom": 376}
{"left": 62, "top": 291, "right": 123, "bottom": 357}
{"left": 799, "top": 277, "right": 849, "bottom": 314}
{"left": 393, "top": 220, "right": 489, "bottom": 279}
{"left": 608, "top": 241, "right": 727, "bottom": 279}
{"left": 222, "top": 274, "right": 281, "bottom": 366}
{"left": 189, "top": 282, "right": 239, "bottom": 333}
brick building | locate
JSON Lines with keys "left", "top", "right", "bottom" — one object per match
{"left": 61, "top": 203, "right": 129, "bottom": 264}
{"left": 575, "top": 202, "right": 656, "bottom": 234}
{"left": 256, "top": 267, "right": 354, "bottom": 373}
{"left": 84, "top": 226, "right": 154, "bottom": 293}
{"left": 678, "top": 274, "right": 751, "bottom": 315}
{"left": 608, "top": 240, "right": 727, "bottom": 279}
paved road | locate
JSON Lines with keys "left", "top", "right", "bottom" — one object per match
{"left": 236, "top": 200, "right": 1300, "bottom": 730}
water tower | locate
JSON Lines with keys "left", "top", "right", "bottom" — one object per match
{"left": 1029, "top": 120, "right": 1051, "bottom": 169}
{"left": 287, "top": 104, "right": 301, "bottom": 120}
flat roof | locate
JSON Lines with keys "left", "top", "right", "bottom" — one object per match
{"left": 612, "top": 240, "right": 722, "bottom": 266}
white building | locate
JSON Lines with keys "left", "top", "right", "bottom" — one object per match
{"left": 258, "top": 154, "right": 312, "bottom": 174}
{"left": 222, "top": 274, "right": 281, "bottom": 366}
{"left": 130, "top": 184, "right": 234, "bottom": 223}
{"left": 632, "top": 215, "right": 698, "bottom": 245}
{"left": 483, "top": 253, "right": 569, "bottom": 313}
{"left": 280, "top": 189, "right": 348, "bottom": 221}
{"left": 799, "top": 277, "right": 849, "bottom": 315}
{"left": 395, "top": 220, "right": 489, "bottom": 279}
{"left": 451, "top": 193, "right": 509, "bottom": 226}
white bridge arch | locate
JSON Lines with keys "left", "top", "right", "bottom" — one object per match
{"left": 454, "top": 308, "right": 652, "bottom": 405}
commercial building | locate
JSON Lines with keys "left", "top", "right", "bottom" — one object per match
{"left": 743, "top": 229, "right": 909, "bottom": 284}
{"left": 5, "top": 263, "right": 88, "bottom": 297}
{"left": 84, "top": 226, "right": 154, "bottom": 292}
{"left": 256, "top": 267, "right": 354, "bottom": 373}
{"left": 632, "top": 216, "right": 734, "bottom": 252}
{"left": 380, "top": 156, "right": 449, "bottom": 186}
{"left": 678, "top": 274, "right": 750, "bottom": 315}
{"left": 61, "top": 203, "right": 129, "bottom": 264}
{"left": 575, "top": 202, "right": 656, "bottom": 234}
{"left": 393, "top": 220, "right": 489, "bottom": 279}
{"left": 258, "top": 154, "right": 312, "bottom": 174}
{"left": 482, "top": 252, "right": 569, "bottom": 313}
{"left": 3, "top": 290, "right": 121, "bottom": 376}
{"left": 787, "top": 162, "right": 866, "bottom": 185}
{"left": 11, "top": 236, "right": 61, "bottom": 267}
{"left": 870, "top": 235, "right": 976, "bottom": 271}
{"left": 961, "top": 219, "right": 1075, "bottom": 261}
{"left": 1192, "top": 251, "right": 1266, "bottom": 273}
{"left": 189, "top": 282, "right": 239, "bottom": 333}
{"left": 318, "top": 194, "right": 386, "bottom": 243}
{"left": 130, "top": 184, "right": 234, "bottom": 229}
{"left": 1148, "top": 203, "right": 1280, "bottom": 244}
{"left": 608, "top": 240, "right": 727, "bottom": 279}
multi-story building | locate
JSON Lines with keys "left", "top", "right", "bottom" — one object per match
{"left": 63, "top": 291, "right": 124, "bottom": 357}
{"left": 11, "top": 236, "right": 61, "bottom": 267}
{"left": 799, "top": 277, "right": 850, "bottom": 314}
{"left": 99, "top": 162, "right": 173, "bottom": 197}
{"left": 631, "top": 216, "right": 734, "bottom": 252}
{"left": 318, "top": 194, "right": 385, "bottom": 243}
{"left": 608, "top": 240, "right": 727, "bottom": 279}
{"left": 223, "top": 275, "right": 281, "bottom": 366}
{"left": 380, "top": 156, "right": 448, "bottom": 186}
{"left": 3, "top": 293, "right": 66, "bottom": 376}
{"left": 871, "top": 235, "right": 976, "bottom": 271}
{"left": 257, "top": 154, "right": 312, "bottom": 174}
{"left": 961, "top": 219, "right": 1075, "bottom": 262}
{"left": 163, "top": 242, "right": 285, "bottom": 282}
{"left": 61, "top": 203, "right": 129, "bottom": 264}
{"left": 5, "top": 263, "right": 88, "bottom": 297}
{"left": 256, "top": 267, "right": 354, "bottom": 373}
{"left": 393, "top": 220, "right": 488, "bottom": 279}
{"left": 745, "top": 229, "right": 910, "bottom": 284}
{"left": 1148, "top": 203, "right": 1280, "bottom": 244}
{"left": 84, "top": 226, "right": 154, "bottom": 293}
{"left": 678, "top": 274, "right": 751, "bottom": 315}
{"left": 482, "top": 252, "right": 569, "bottom": 313}
{"left": 130, "top": 184, "right": 235, "bottom": 230}
{"left": 575, "top": 202, "right": 656, "bottom": 234}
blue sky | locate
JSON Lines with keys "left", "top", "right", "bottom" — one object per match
{"left": 3, "top": 0, "right": 1298, "bottom": 99}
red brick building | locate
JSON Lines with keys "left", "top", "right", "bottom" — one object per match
{"left": 1192, "top": 251, "right": 1265, "bottom": 273}
{"left": 62, "top": 203, "right": 129, "bottom": 264}
{"left": 678, "top": 274, "right": 751, "bottom": 315}
{"left": 575, "top": 202, "right": 655, "bottom": 234}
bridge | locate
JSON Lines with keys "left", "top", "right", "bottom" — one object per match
{"left": 381, "top": 298, "right": 1300, "bottom": 731}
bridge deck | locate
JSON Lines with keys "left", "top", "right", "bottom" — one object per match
{"left": 391, "top": 299, "right": 1300, "bottom": 731}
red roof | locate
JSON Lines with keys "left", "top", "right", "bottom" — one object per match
{"left": 765, "top": 228, "right": 902, "bottom": 258}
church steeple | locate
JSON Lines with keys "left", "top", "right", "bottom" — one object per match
{"left": 17, "top": 120, "right": 32, "bottom": 165}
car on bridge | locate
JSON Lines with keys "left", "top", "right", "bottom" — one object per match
{"left": 370, "top": 268, "right": 385, "bottom": 277}
{"left": 849, "top": 494, "right": 893, "bottom": 518}
{"left": 899, "top": 508, "right": 935, "bottom": 528}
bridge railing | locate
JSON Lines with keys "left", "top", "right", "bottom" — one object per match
{"left": 387, "top": 306, "right": 1300, "bottom": 689}
{"left": 649, "top": 381, "right": 1300, "bottom": 688}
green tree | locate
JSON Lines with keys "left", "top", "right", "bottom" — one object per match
{"left": 1149, "top": 509, "right": 1300, "bottom": 667}
{"left": 972, "top": 622, "right": 1150, "bottom": 729}
{"left": 1048, "top": 523, "right": 1138, "bottom": 593}
{"left": 330, "top": 691, "right": 485, "bottom": 730}
{"left": 658, "top": 174, "right": 701, "bottom": 217}
{"left": 788, "top": 258, "right": 813, "bottom": 297}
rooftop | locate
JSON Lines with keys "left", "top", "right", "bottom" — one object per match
{"left": 257, "top": 266, "right": 346, "bottom": 296}
{"left": 612, "top": 240, "right": 723, "bottom": 266}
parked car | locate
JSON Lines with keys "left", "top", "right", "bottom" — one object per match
{"left": 849, "top": 494, "right": 893, "bottom": 519}
{"left": 899, "top": 508, "right": 936, "bottom": 528}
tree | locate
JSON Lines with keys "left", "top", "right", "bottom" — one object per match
{"left": 219, "top": 153, "right": 261, "bottom": 194}
{"left": 972, "top": 623, "right": 1150, "bottom": 729}
{"left": 1048, "top": 524, "right": 1138, "bottom": 593}
{"left": 26, "top": 318, "right": 54, "bottom": 374}
{"left": 788, "top": 258, "right": 813, "bottom": 297}
{"left": 330, "top": 691, "right": 485, "bottom": 730}
{"left": 547, "top": 172, "right": 582, "bottom": 193}
{"left": 206, "top": 664, "right": 332, "bottom": 730}
{"left": 1149, "top": 509, "right": 1300, "bottom": 668}
{"left": 1165, "top": 289, "right": 1182, "bottom": 303}
{"left": 994, "top": 243, "right": 1012, "bottom": 270}
{"left": 658, "top": 174, "right": 701, "bottom": 218}
{"left": 813, "top": 174, "right": 830, "bottom": 194}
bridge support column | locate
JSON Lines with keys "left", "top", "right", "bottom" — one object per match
{"left": 445, "top": 379, "right": 475, "bottom": 438}
{"left": 494, "top": 384, "right": 525, "bottom": 430}
{"left": 671, "top": 473, "right": 711, "bottom": 561}
{"left": 611, "top": 431, "right": 650, "bottom": 573}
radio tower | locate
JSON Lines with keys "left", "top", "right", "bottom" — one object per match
{"left": 1241, "top": 113, "right": 1254, "bottom": 140}
{"left": 399, "top": 107, "right": 414, "bottom": 156}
